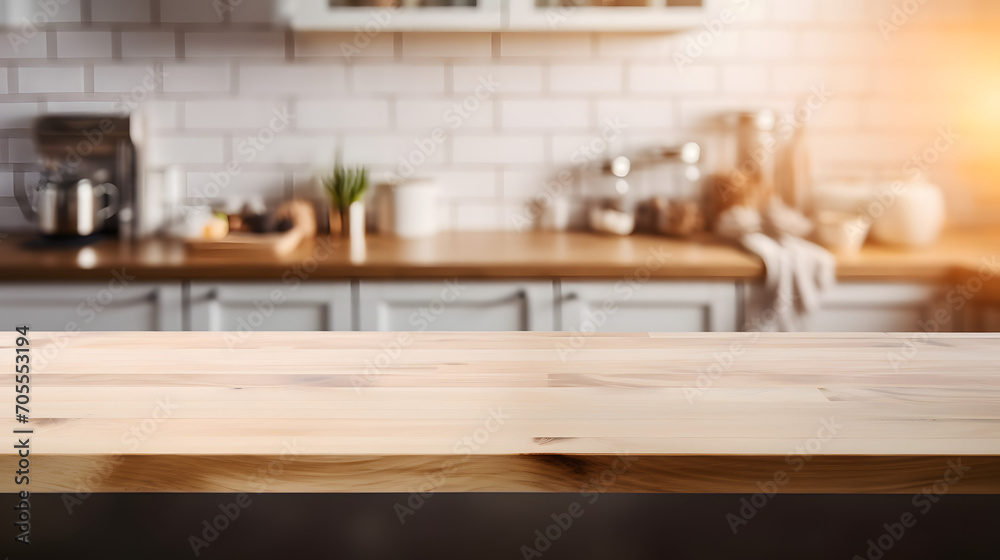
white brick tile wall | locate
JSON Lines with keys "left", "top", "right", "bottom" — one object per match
{"left": 94, "top": 64, "right": 156, "bottom": 93}
{"left": 294, "top": 32, "right": 395, "bottom": 58}
{"left": 352, "top": 64, "right": 446, "bottom": 93}
{"left": 17, "top": 0, "right": 82, "bottom": 23}
{"left": 239, "top": 63, "right": 347, "bottom": 95}
{"left": 452, "top": 64, "right": 543, "bottom": 93}
{"left": 163, "top": 63, "right": 231, "bottom": 93}
{"left": 184, "top": 100, "right": 293, "bottom": 130}
{"left": 56, "top": 31, "right": 111, "bottom": 58}
{"left": 452, "top": 135, "right": 545, "bottom": 164}
{"left": 501, "top": 99, "right": 590, "bottom": 129}
{"left": 628, "top": 63, "right": 717, "bottom": 93}
{"left": 148, "top": 136, "right": 225, "bottom": 166}
{"left": 0, "top": 1, "right": 995, "bottom": 228}
{"left": 499, "top": 34, "right": 592, "bottom": 58}
{"left": 395, "top": 98, "right": 494, "bottom": 130}
{"left": 187, "top": 171, "right": 285, "bottom": 199}
{"left": 18, "top": 67, "right": 85, "bottom": 93}
{"left": 297, "top": 99, "right": 391, "bottom": 129}
{"left": 185, "top": 32, "right": 286, "bottom": 58}
{"left": 122, "top": 32, "right": 176, "bottom": 58}
{"left": 91, "top": 0, "right": 152, "bottom": 22}
{"left": 228, "top": 0, "right": 282, "bottom": 23}
{"left": 0, "top": 34, "right": 48, "bottom": 59}
{"left": 549, "top": 63, "right": 622, "bottom": 93}
{"left": 401, "top": 34, "right": 493, "bottom": 58}
{"left": 0, "top": 103, "right": 40, "bottom": 129}
{"left": 56, "top": 32, "right": 113, "bottom": 59}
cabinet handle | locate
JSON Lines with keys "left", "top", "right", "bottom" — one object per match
{"left": 562, "top": 292, "right": 579, "bottom": 301}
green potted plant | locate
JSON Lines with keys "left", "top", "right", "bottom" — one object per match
{"left": 322, "top": 163, "right": 369, "bottom": 238}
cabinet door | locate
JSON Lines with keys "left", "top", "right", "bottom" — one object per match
{"left": 189, "top": 282, "right": 353, "bottom": 331}
{"left": 559, "top": 281, "right": 738, "bottom": 332}
{"left": 285, "top": 0, "right": 504, "bottom": 31}
{"left": 359, "top": 280, "right": 554, "bottom": 331}
{"left": 744, "top": 282, "right": 955, "bottom": 332}
{"left": 0, "top": 283, "right": 182, "bottom": 331}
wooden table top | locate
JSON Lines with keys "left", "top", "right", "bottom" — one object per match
{"left": 3, "top": 331, "right": 999, "bottom": 493}
{"left": 1, "top": 228, "right": 998, "bottom": 282}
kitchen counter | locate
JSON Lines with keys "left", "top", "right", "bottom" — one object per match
{"left": 0, "top": 228, "right": 998, "bottom": 283}
{"left": 3, "top": 331, "right": 999, "bottom": 493}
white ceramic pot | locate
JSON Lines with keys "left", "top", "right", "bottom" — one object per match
{"left": 376, "top": 179, "right": 439, "bottom": 238}
{"left": 869, "top": 180, "right": 945, "bottom": 248}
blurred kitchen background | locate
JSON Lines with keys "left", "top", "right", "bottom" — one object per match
{"left": 1, "top": 0, "right": 1000, "bottom": 334}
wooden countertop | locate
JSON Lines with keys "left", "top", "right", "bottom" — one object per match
{"left": 3, "top": 331, "right": 999, "bottom": 493}
{"left": 0, "top": 229, "right": 997, "bottom": 282}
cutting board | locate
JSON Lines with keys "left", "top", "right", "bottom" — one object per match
{"left": 185, "top": 228, "right": 306, "bottom": 258}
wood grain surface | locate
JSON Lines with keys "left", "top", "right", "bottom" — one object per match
{"left": 1, "top": 331, "right": 999, "bottom": 493}
{"left": 1, "top": 228, "right": 998, "bottom": 281}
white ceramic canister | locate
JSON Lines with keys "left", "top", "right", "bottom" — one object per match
{"left": 869, "top": 178, "right": 946, "bottom": 248}
{"left": 376, "top": 178, "right": 439, "bottom": 238}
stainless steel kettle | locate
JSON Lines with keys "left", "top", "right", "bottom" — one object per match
{"left": 18, "top": 176, "right": 120, "bottom": 236}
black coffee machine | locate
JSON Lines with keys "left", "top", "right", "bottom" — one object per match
{"left": 16, "top": 114, "right": 137, "bottom": 240}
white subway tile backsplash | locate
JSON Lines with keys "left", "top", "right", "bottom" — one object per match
{"left": 9, "top": 138, "right": 36, "bottom": 163}
{"left": 228, "top": 0, "right": 282, "bottom": 23}
{"left": 402, "top": 33, "right": 493, "bottom": 58}
{"left": 187, "top": 171, "right": 285, "bottom": 200}
{"left": 122, "top": 32, "right": 176, "bottom": 58}
{"left": 56, "top": 32, "right": 113, "bottom": 59}
{"left": 185, "top": 32, "right": 286, "bottom": 58}
{"left": 148, "top": 135, "right": 225, "bottom": 165}
{"left": 502, "top": 99, "right": 590, "bottom": 129}
{"left": 294, "top": 32, "right": 395, "bottom": 58}
{"left": 184, "top": 99, "right": 293, "bottom": 130}
{"left": 342, "top": 134, "right": 448, "bottom": 166}
{"left": 452, "top": 202, "right": 502, "bottom": 231}
{"left": 0, "top": 103, "right": 40, "bottom": 129}
{"left": 452, "top": 135, "right": 545, "bottom": 164}
{"left": 549, "top": 63, "right": 622, "bottom": 93}
{"left": 737, "top": 30, "right": 796, "bottom": 59}
{"left": 16, "top": 0, "right": 82, "bottom": 23}
{"left": 0, "top": 172, "right": 12, "bottom": 196}
{"left": 431, "top": 169, "right": 498, "bottom": 198}
{"left": 396, "top": 98, "right": 493, "bottom": 130}
{"left": 45, "top": 101, "right": 118, "bottom": 113}
{"left": 0, "top": 71, "right": 7, "bottom": 94}
{"left": 499, "top": 33, "right": 592, "bottom": 58}
{"left": 352, "top": 64, "right": 446, "bottom": 93}
{"left": 94, "top": 64, "right": 155, "bottom": 93}
{"left": 163, "top": 63, "right": 231, "bottom": 93}
{"left": 91, "top": 0, "right": 152, "bottom": 22}
{"left": 297, "top": 99, "right": 390, "bottom": 129}
{"left": 161, "top": 0, "right": 225, "bottom": 23}
{"left": 239, "top": 63, "right": 347, "bottom": 95}
{"left": 768, "top": 0, "right": 816, "bottom": 22}
{"left": 233, "top": 135, "right": 338, "bottom": 166}
{"left": 18, "top": 67, "right": 85, "bottom": 93}
{"left": 136, "top": 100, "right": 179, "bottom": 131}
{"left": 722, "top": 64, "right": 768, "bottom": 94}
{"left": 0, "top": 34, "right": 47, "bottom": 59}
{"left": 596, "top": 99, "right": 673, "bottom": 129}
{"left": 596, "top": 34, "right": 673, "bottom": 58}
{"left": 628, "top": 63, "right": 717, "bottom": 93}
{"left": 452, "top": 64, "right": 543, "bottom": 93}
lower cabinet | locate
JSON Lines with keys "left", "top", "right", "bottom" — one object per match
{"left": 189, "top": 282, "right": 352, "bottom": 331}
{"left": 744, "top": 282, "right": 957, "bottom": 332}
{"left": 358, "top": 280, "right": 554, "bottom": 331}
{"left": 0, "top": 282, "right": 183, "bottom": 331}
{"left": 559, "top": 281, "right": 739, "bottom": 332}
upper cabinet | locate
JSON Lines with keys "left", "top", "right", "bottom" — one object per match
{"left": 281, "top": 0, "right": 704, "bottom": 31}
